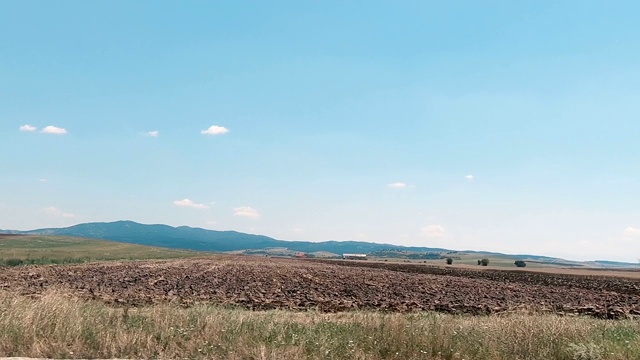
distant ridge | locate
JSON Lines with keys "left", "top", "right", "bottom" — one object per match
{"left": 2, "top": 220, "right": 638, "bottom": 268}
{"left": 1, "top": 220, "right": 448, "bottom": 255}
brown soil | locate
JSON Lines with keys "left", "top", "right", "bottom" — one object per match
{"left": 314, "top": 260, "right": 640, "bottom": 295}
{"left": 0, "top": 256, "right": 638, "bottom": 319}
{"left": 448, "top": 263, "right": 640, "bottom": 279}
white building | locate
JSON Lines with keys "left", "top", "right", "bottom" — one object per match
{"left": 342, "top": 253, "right": 367, "bottom": 260}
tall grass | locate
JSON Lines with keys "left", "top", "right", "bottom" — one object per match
{"left": 0, "top": 290, "right": 638, "bottom": 359}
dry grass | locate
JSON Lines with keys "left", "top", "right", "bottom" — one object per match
{"left": 364, "top": 259, "right": 640, "bottom": 279}
{"left": 439, "top": 265, "right": 640, "bottom": 280}
{"left": 0, "top": 290, "right": 638, "bottom": 360}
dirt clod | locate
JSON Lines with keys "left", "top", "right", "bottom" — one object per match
{"left": 0, "top": 257, "right": 638, "bottom": 319}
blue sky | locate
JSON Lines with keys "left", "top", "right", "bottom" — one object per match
{"left": 1, "top": 1, "right": 639, "bottom": 262}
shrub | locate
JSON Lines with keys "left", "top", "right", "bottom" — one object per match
{"left": 477, "top": 259, "right": 482, "bottom": 265}
{"left": 446, "top": 258, "right": 453, "bottom": 265}
{"left": 481, "top": 258, "right": 489, "bottom": 266}
{"left": 514, "top": 260, "right": 526, "bottom": 267}
{"left": 5, "top": 258, "right": 24, "bottom": 267}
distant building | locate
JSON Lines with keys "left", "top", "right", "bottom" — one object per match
{"left": 342, "top": 253, "right": 367, "bottom": 260}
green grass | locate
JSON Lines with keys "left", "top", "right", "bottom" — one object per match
{"left": 397, "top": 255, "right": 571, "bottom": 269}
{"left": 371, "top": 256, "right": 549, "bottom": 268}
{"left": 0, "top": 235, "right": 205, "bottom": 265}
{"left": 0, "top": 290, "right": 638, "bottom": 359}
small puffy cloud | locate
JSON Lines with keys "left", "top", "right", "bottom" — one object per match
{"left": 388, "top": 182, "right": 407, "bottom": 189}
{"left": 43, "top": 206, "right": 74, "bottom": 218}
{"left": 173, "top": 199, "right": 209, "bottom": 209}
{"left": 19, "top": 124, "right": 37, "bottom": 132}
{"left": 233, "top": 206, "right": 260, "bottom": 218}
{"left": 39, "top": 178, "right": 48, "bottom": 183}
{"left": 41, "top": 125, "right": 67, "bottom": 134}
{"left": 147, "top": 130, "right": 159, "bottom": 137}
{"left": 623, "top": 227, "right": 640, "bottom": 237}
{"left": 201, "top": 125, "right": 229, "bottom": 135}
{"left": 465, "top": 175, "right": 474, "bottom": 180}
{"left": 421, "top": 225, "right": 446, "bottom": 238}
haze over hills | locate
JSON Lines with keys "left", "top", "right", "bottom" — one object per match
{"left": 2, "top": 221, "right": 638, "bottom": 267}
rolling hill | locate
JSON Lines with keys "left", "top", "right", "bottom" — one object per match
{"left": 1, "top": 220, "right": 448, "bottom": 255}
{"left": 0, "top": 234, "right": 203, "bottom": 263}
{"left": 2, "top": 221, "right": 638, "bottom": 268}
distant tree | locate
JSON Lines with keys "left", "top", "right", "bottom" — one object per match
{"left": 514, "top": 260, "right": 526, "bottom": 268}
{"left": 481, "top": 258, "right": 489, "bottom": 266}
{"left": 446, "top": 258, "right": 453, "bottom": 265}
{"left": 477, "top": 259, "right": 482, "bottom": 265}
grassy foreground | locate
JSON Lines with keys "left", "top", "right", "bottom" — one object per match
{"left": 0, "top": 291, "right": 638, "bottom": 359}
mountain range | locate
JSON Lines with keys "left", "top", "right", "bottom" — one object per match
{"left": 2, "top": 220, "right": 638, "bottom": 267}
{"left": 1, "top": 220, "right": 450, "bottom": 255}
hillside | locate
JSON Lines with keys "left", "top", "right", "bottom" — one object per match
{"left": 0, "top": 234, "right": 203, "bottom": 263}
{"left": 3, "top": 221, "right": 638, "bottom": 268}
{"left": 2, "top": 220, "right": 449, "bottom": 255}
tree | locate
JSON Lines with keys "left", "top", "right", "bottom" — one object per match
{"left": 477, "top": 259, "right": 482, "bottom": 265}
{"left": 514, "top": 260, "right": 526, "bottom": 267}
{"left": 446, "top": 258, "right": 453, "bottom": 265}
{"left": 481, "top": 258, "right": 489, "bottom": 266}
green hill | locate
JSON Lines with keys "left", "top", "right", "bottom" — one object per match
{"left": 3, "top": 221, "right": 638, "bottom": 268}
{"left": 2, "top": 220, "right": 449, "bottom": 255}
{"left": 0, "top": 234, "right": 202, "bottom": 265}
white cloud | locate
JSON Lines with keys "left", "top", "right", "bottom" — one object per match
{"left": 388, "top": 182, "right": 407, "bottom": 189}
{"left": 201, "top": 125, "right": 229, "bottom": 135}
{"left": 421, "top": 225, "right": 447, "bottom": 238}
{"left": 465, "top": 175, "right": 474, "bottom": 180}
{"left": 39, "top": 179, "right": 48, "bottom": 183}
{"left": 19, "top": 124, "right": 37, "bottom": 132}
{"left": 233, "top": 206, "right": 260, "bottom": 218}
{"left": 623, "top": 227, "right": 640, "bottom": 237}
{"left": 147, "top": 130, "right": 159, "bottom": 137}
{"left": 41, "top": 125, "right": 67, "bottom": 134}
{"left": 173, "top": 199, "right": 209, "bottom": 209}
{"left": 43, "top": 206, "right": 74, "bottom": 218}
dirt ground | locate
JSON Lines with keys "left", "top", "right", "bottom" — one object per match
{"left": 0, "top": 256, "right": 638, "bottom": 319}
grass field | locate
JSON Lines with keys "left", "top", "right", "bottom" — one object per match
{"left": 0, "top": 290, "right": 638, "bottom": 360}
{"left": 1, "top": 235, "right": 639, "bottom": 359}
{"left": 362, "top": 255, "right": 640, "bottom": 279}
{"left": 0, "top": 235, "right": 204, "bottom": 265}
{"left": 421, "top": 254, "right": 571, "bottom": 269}
{"left": 371, "top": 256, "right": 550, "bottom": 268}
{"left": 367, "top": 252, "right": 572, "bottom": 269}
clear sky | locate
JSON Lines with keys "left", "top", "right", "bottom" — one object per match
{"left": 1, "top": 1, "right": 639, "bottom": 262}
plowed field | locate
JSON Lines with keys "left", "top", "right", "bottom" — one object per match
{"left": 0, "top": 256, "right": 638, "bottom": 319}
